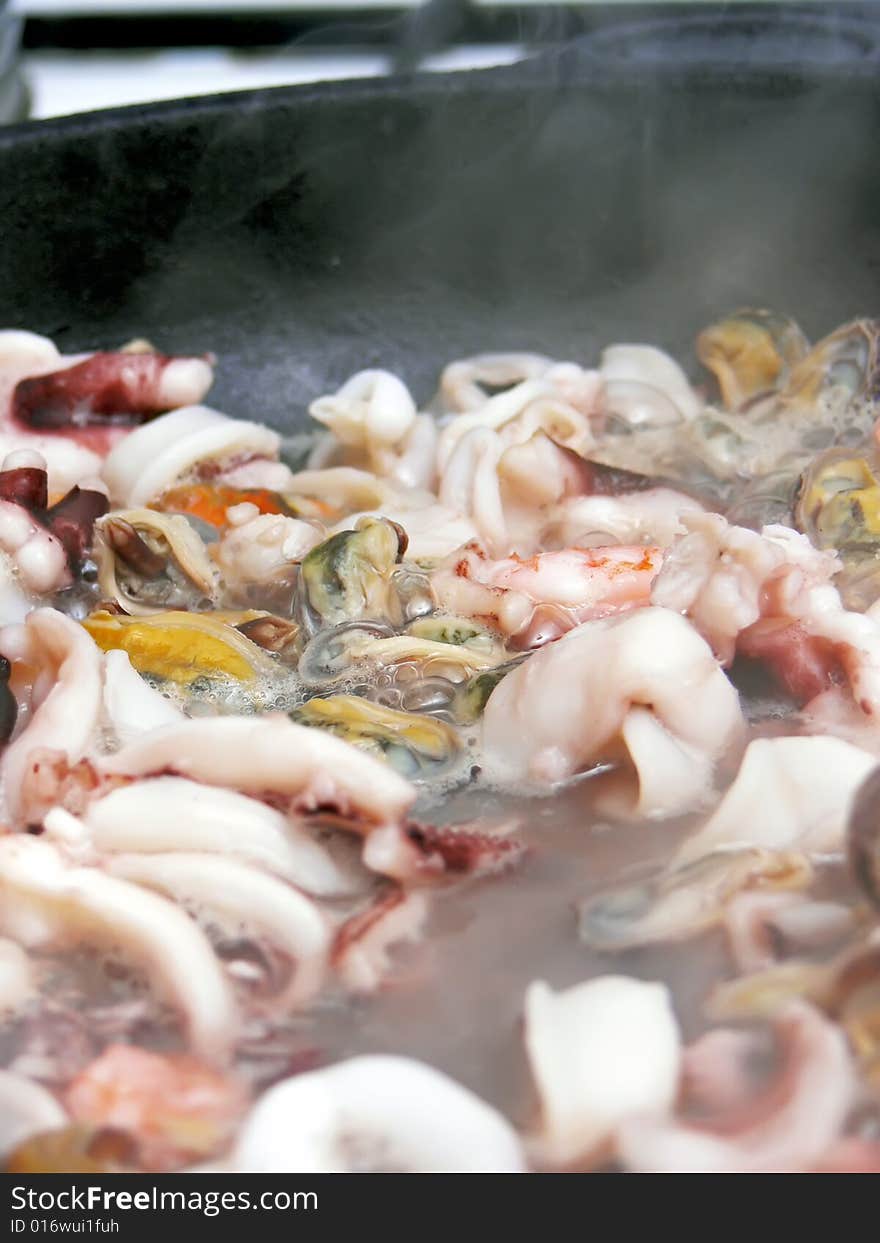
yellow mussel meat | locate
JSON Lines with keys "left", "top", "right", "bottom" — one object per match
{"left": 696, "top": 309, "right": 809, "bottom": 410}
{"left": 292, "top": 694, "right": 461, "bottom": 774}
{"left": 82, "top": 609, "right": 282, "bottom": 685}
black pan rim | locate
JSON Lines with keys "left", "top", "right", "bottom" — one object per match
{"left": 3, "top": 40, "right": 880, "bottom": 153}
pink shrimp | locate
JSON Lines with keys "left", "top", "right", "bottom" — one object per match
{"left": 433, "top": 542, "right": 662, "bottom": 648}
{"left": 65, "top": 1044, "right": 249, "bottom": 1171}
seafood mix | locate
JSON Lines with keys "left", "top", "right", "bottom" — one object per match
{"left": 0, "top": 316, "right": 879, "bottom": 1173}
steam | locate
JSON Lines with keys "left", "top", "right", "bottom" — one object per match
{"left": 19, "top": 6, "right": 878, "bottom": 443}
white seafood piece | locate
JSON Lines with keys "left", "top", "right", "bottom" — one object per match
{"left": 441, "top": 353, "right": 601, "bottom": 417}
{"left": 616, "top": 706, "right": 715, "bottom": 819}
{"left": 0, "top": 938, "right": 36, "bottom": 1014}
{"left": 101, "top": 650, "right": 184, "bottom": 746}
{"left": 0, "top": 556, "right": 33, "bottom": 624}
{"left": 310, "top": 369, "right": 417, "bottom": 476}
{"left": 286, "top": 466, "right": 390, "bottom": 514}
{"left": 307, "top": 429, "right": 343, "bottom": 470}
{"left": 360, "top": 823, "right": 429, "bottom": 881}
{"left": 722, "top": 890, "right": 806, "bottom": 974}
{"left": 107, "top": 853, "right": 331, "bottom": 1009}
{"left": 439, "top": 351, "right": 599, "bottom": 435}
{"left": 217, "top": 456, "right": 295, "bottom": 492}
{"left": 97, "top": 715, "right": 416, "bottom": 826}
{"left": 676, "top": 735, "right": 876, "bottom": 863}
{"left": 495, "top": 436, "right": 679, "bottom": 553}
{"left": 441, "top": 352, "right": 558, "bottom": 411}
{"left": 334, "top": 889, "right": 429, "bottom": 993}
{"left": 0, "top": 1070, "right": 68, "bottom": 1161}
{"left": 42, "top": 807, "right": 95, "bottom": 862}
{"left": 4, "top": 449, "right": 48, "bottom": 470}
{"left": 656, "top": 512, "right": 880, "bottom": 717}
{"left": 798, "top": 583, "right": 880, "bottom": 719}
{"left": 391, "top": 413, "right": 438, "bottom": 491}
{"left": 101, "top": 405, "right": 282, "bottom": 506}
{"left": 547, "top": 487, "right": 704, "bottom": 551}
{"left": 722, "top": 891, "right": 853, "bottom": 974}
{"left": 0, "top": 331, "right": 103, "bottom": 495}
{"left": 0, "top": 500, "right": 70, "bottom": 595}
{"left": 681, "top": 1028, "right": 765, "bottom": 1116}
{"left": 154, "top": 357, "right": 214, "bottom": 408}
{"left": 599, "top": 343, "right": 702, "bottom": 423}
{"left": 438, "top": 378, "right": 549, "bottom": 467}
{"left": 0, "top": 837, "right": 237, "bottom": 1062}
{"left": 439, "top": 426, "right": 507, "bottom": 556}
{"left": 651, "top": 512, "right": 775, "bottom": 656}
{"left": 294, "top": 466, "right": 466, "bottom": 559}
{"left": 440, "top": 378, "right": 595, "bottom": 467}
{"left": 309, "top": 412, "right": 439, "bottom": 493}
{"left": 652, "top": 513, "right": 805, "bottom": 662}
{"left": 653, "top": 512, "right": 839, "bottom": 664}
{"left": 232, "top": 1055, "right": 525, "bottom": 1173}
{"left": 496, "top": 430, "right": 589, "bottom": 510}
{"left": 82, "top": 776, "right": 365, "bottom": 897}
{"left": 215, "top": 510, "right": 323, "bottom": 591}
{"left": 0, "top": 609, "right": 103, "bottom": 824}
{"left": 439, "top": 389, "right": 596, "bottom": 485}
{"left": 498, "top": 392, "right": 596, "bottom": 454}
{"left": 0, "top": 330, "right": 61, "bottom": 399}
{"left": 524, "top": 976, "right": 681, "bottom": 1167}
{"left": 482, "top": 607, "right": 743, "bottom": 815}
{"left": 618, "top": 1003, "right": 856, "bottom": 1173}
{"left": 801, "top": 688, "right": 880, "bottom": 752}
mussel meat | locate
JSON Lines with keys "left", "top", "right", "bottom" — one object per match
{"left": 797, "top": 450, "right": 880, "bottom": 549}
{"left": 292, "top": 694, "right": 461, "bottom": 775}
{"left": 795, "top": 449, "right": 880, "bottom": 608}
{"left": 697, "top": 309, "right": 809, "bottom": 410}
{"left": 342, "top": 634, "right": 506, "bottom": 682}
{"left": 406, "top": 615, "right": 497, "bottom": 648}
{"left": 784, "top": 318, "right": 880, "bottom": 408}
{"left": 82, "top": 609, "right": 282, "bottom": 686}
{"left": 296, "top": 517, "right": 407, "bottom": 632}
{"left": 95, "top": 509, "right": 218, "bottom": 615}
{"left": 578, "top": 847, "right": 812, "bottom": 951}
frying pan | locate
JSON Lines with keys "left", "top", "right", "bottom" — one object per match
{"left": 0, "top": 8, "right": 879, "bottom": 436}
{"left": 0, "top": 5, "right": 879, "bottom": 1108}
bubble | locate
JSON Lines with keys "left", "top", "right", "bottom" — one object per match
{"left": 401, "top": 678, "right": 456, "bottom": 714}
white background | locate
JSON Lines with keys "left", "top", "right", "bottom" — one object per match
{"left": 10, "top": 1, "right": 527, "bottom": 118}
